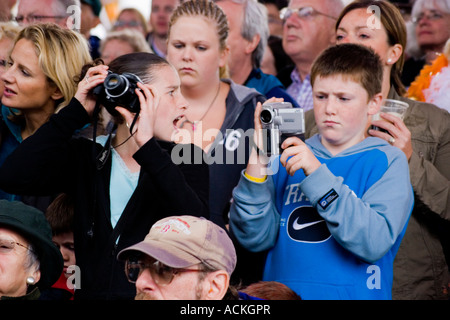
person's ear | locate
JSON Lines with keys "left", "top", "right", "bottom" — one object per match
{"left": 51, "top": 87, "right": 64, "bottom": 101}
{"left": 27, "top": 268, "right": 41, "bottom": 285}
{"left": 368, "top": 92, "right": 384, "bottom": 115}
{"left": 203, "top": 270, "right": 229, "bottom": 300}
{"left": 245, "top": 34, "right": 260, "bottom": 55}
{"left": 386, "top": 44, "right": 402, "bottom": 65}
{"left": 219, "top": 45, "right": 230, "bottom": 69}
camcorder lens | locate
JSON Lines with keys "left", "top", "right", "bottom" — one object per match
{"left": 260, "top": 109, "right": 273, "bottom": 124}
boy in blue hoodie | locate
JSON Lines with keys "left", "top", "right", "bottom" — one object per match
{"left": 229, "top": 43, "right": 414, "bottom": 300}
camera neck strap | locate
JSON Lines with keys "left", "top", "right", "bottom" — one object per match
{"left": 92, "top": 103, "right": 140, "bottom": 171}
{"left": 92, "top": 101, "right": 115, "bottom": 171}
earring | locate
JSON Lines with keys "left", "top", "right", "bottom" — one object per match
{"left": 387, "top": 58, "right": 392, "bottom": 64}
{"left": 26, "top": 276, "right": 35, "bottom": 285}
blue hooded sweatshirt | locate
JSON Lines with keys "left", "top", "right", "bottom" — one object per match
{"left": 230, "top": 135, "right": 413, "bottom": 299}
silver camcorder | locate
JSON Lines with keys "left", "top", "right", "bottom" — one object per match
{"left": 260, "top": 102, "right": 305, "bottom": 156}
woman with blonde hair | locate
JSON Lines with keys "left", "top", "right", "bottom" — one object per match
{"left": 0, "top": 52, "right": 209, "bottom": 299}
{"left": 0, "top": 22, "right": 21, "bottom": 101}
{"left": 0, "top": 23, "right": 92, "bottom": 206}
{"left": 166, "top": 0, "right": 267, "bottom": 285}
{"left": 167, "top": 0, "right": 265, "bottom": 228}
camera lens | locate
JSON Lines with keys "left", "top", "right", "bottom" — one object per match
{"left": 260, "top": 109, "right": 273, "bottom": 124}
{"left": 104, "top": 73, "right": 129, "bottom": 97}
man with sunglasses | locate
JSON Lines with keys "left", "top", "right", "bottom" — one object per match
{"left": 278, "top": 0, "right": 345, "bottom": 112}
{"left": 118, "top": 215, "right": 237, "bottom": 300}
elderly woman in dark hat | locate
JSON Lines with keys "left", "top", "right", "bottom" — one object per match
{"left": 0, "top": 200, "right": 63, "bottom": 300}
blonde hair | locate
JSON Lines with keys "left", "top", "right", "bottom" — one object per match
{"left": 0, "top": 22, "right": 21, "bottom": 42}
{"left": 14, "top": 23, "right": 92, "bottom": 112}
{"left": 169, "top": 0, "right": 229, "bottom": 78}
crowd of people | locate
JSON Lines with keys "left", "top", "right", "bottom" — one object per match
{"left": 0, "top": 0, "right": 448, "bottom": 301}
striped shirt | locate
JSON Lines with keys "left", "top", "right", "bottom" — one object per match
{"left": 286, "top": 68, "right": 314, "bottom": 111}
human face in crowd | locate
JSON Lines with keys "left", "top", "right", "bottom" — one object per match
{"left": 1, "top": 39, "right": 62, "bottom": 115}
{"left": 265, "top": 3, "right": 284, "bottom": 37}
{"left": 313, "top": 75, "right": 381, "bottom": 155}
{"left": 52, "top": 232, "right": 75, "bottom": 279}
{"left": 16, "top": 0, "right": 68, "bottom": 28}
{"left": 150, "top": 0, "right": 179, "bottom": 38}
{"left": 413, "top": 8, "right": 450, "bottom": 51}
{"left": 133, "top": 256, "right": 207, "bottom": 300}
{"left": 167, "top": 15, "right": 228, "bottom": 89}
{"left": 101, "top": 39, "right": 136, "bottom": 65}
{"left": 282, "top": 0, "right": 336, "bottom": 65}
{"left": 215, "top": 0, "right": 248, "bottom": 79}
{"left": 114, "top": 10, "right": 147, "bottom": 36}
{"left": 0, "top": 37, "right": 14, "bottom": 100}
{"left": 0, "top": 228, "right": 39, "bottom": 298}
{"left": 336, "top": 8, "right": 400, "bottom": 66}
{"left": 149, "top": 64, "right": 188, "bottom": 142}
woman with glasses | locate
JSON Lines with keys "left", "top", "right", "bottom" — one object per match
{"left": 0, "top": 52, "right": 209, "bottom": 300}
{"left": 0, "top": 200, "right": 63, "bottom": 300}
{"left": 306, "top": 0, "right": 450, "bottom": 300}
{"left": 100, "top": 28, "right": 152, "bottom": 65}
{"left": 402, "top": 0, "right": 450, "bottom": 87}
{"left": 0, "top": 23, "right": 92, "bottom": 208}
{"left": 112, "top": 8, "right": 149, "bottom": 37}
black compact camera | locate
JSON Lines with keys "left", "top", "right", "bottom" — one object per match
{"left": 93, "top": 71, "right": 142, "bottom": 116}
{"left": 260, "top": 102, "right": 305, "bottom": 156}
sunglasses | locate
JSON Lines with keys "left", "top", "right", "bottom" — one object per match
{"left": 125, "top": 257, "right": 203, "bottom": 286}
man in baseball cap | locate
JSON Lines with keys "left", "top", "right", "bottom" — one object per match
{"left": 118, "top": 215, "right": 237, "bottom": 300}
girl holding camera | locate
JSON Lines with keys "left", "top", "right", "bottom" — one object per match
{"left": 0, "top": 52, "right": 209, "bottom": 299}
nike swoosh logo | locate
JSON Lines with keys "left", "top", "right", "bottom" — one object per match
{"left": 293, "top": 218, "right": 324, "bottom": 231}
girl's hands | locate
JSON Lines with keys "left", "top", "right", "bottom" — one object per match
{"left": 115, "top": 82, "right": 160, "bottom": 148}
{"left": 74, "top": 65, "right": 109, "bottom": 115}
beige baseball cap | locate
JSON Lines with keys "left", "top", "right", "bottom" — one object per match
{"left": 118, "top": 216, "right": 237, "bottom": 275}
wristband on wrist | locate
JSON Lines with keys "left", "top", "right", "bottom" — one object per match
{"left": 244, "top": 171, "right": 267, "bottom": 183}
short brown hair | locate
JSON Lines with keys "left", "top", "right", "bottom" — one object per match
{"left": 45, "top": 193, "right": 75, "bottom": 235}
{"left": 310, "top": 43, "right": 383, "bottom": 100}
